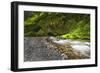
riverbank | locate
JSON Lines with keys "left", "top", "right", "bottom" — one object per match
{"left": 24, "top": 37, "right": 90, "bottom": 62}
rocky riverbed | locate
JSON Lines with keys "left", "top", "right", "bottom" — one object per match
{"left": 24, "top": 37, "right": 63, "bottom": 62}
{"left": 24, "top": 37, "right": 90, "bottom": 62}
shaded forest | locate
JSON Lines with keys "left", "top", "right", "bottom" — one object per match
{"left": 24, "top": 11, "right": 90, "bottom": 61}
{"left": 24, "top": 11, "right": 90, "bottom": 40}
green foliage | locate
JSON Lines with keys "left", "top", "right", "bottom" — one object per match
{"left": 24, "top": 11, "right": 90, "bottom": 40}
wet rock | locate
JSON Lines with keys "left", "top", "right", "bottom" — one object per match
{"left": 24, "top": 37, "right": 62, "bottom": 62}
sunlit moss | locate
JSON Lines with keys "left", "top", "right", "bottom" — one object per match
{"left": 24, "top": 11, "right": 90, "bottom": 40}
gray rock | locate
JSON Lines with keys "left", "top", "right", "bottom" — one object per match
{"left": 24, "top": 37, "right": 63, "bottom": 62}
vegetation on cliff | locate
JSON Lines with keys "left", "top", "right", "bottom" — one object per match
{"left": 24, "top": 11, "right": 90, "bottom": 40}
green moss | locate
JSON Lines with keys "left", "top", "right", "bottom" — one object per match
{"left": 24, "top": 11, "right": 90, "bottom": 40}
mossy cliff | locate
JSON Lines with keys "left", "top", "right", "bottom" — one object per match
{"left": 24, "top": 11, "right": 90, "bottom": 40}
